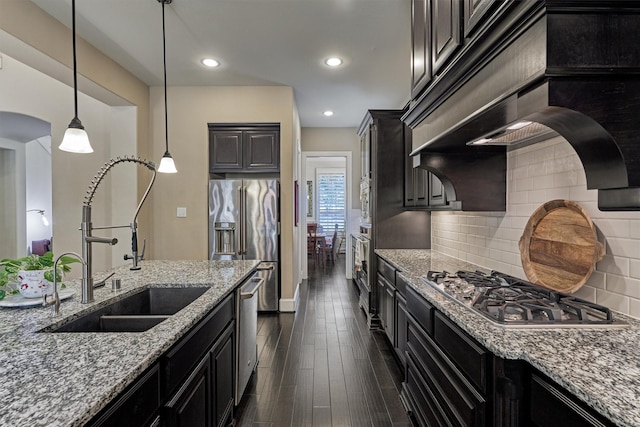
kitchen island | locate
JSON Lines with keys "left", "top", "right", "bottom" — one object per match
{"left": 376, "top": 249, "right": 640, "bottom": 427}
{"left": 0, "top": 259, "right": 259, "bottom": 427}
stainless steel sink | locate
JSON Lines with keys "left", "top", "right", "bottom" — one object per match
{"left": 46, "top": 287, "right": 209, "bottom": 333}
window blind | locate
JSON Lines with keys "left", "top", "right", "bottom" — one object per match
{"left": 317, "top": 172, "right": 345, "bottom": 233}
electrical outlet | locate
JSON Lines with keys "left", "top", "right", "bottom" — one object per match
{"left": 177, "top": 207, "right": 187, "bottom": 218}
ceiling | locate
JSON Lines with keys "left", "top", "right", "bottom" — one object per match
{"left": 31, "top": 0, "right": 412, "bottom": 128}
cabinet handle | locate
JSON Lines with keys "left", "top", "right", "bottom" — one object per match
{"left": 241, "top": 277, "right": 265, "bottom": 299}
{"left": 256, "top": 264, "right": 275, "bottom": 271}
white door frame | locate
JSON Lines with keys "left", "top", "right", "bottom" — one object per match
{"left": 300, "top": 151, "right": 352, "bottom": 280}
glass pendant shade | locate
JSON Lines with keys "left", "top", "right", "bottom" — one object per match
{"left": 59, "top": 117, "right": 94, "bottom": 153}
{"left": 158, "top": 151, "right": 177, "bottom": 173}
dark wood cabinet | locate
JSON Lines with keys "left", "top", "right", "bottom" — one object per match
{"left": 403, "top": 286, "right": 490, "bottom": 426}
{"left": 163, "top": 293, "right": 236, "bottom": 427}
{"left": 411, "top": 0, "right": 431, "bottom": 98}
{"left": 164, "top": 354, "right": 211, "bottom": 427}
{"left": 528, "top": 371, "right": 614, "bottom": 427}
{"left": 209, "top": 124, "right": 279, "bottom": 174}
{"left": 463, "top": 0, "right": 497, "bottom": 37}
{"left": 210, "top": 323, "right": 235, "bottom": 427}
{"left": 89, "top": 364, "right": 161, "bottom": 427}
{"left": 358, "top": 110, "right": 431, "bottom": 327}
{"left": 432, "top": 0, "right": 462, "bottom": 75}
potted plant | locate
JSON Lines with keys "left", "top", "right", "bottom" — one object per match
{"left": 0, "top": 252, "right": 81, "bottom": 300}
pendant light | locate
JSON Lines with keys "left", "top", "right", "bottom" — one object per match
{"left": 157, "top": 0, "right": 178, "bottom": 173}
{"left": 59, "top": 0, "right": 94, "bottom": 154}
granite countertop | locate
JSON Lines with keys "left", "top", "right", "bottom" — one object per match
{"left": 0, "top": 259, "right": 260, "bottom": 427}
{"left": 376, "top": 249, "right": 640, "bottom": 427}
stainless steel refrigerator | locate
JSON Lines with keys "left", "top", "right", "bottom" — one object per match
{"left": 208, "top": 179, "right": 280, "bottom": 311}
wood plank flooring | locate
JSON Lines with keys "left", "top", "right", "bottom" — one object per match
{"left": 234, "top": 256, "right": 411, "bottom": 427}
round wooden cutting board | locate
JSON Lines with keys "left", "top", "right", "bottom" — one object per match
{"left": 518, "top": 199, "right": 605, "bottom": 294}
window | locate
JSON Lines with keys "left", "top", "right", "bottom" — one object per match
{"left": 316, "top": 170, "right": 345, "bottom": 233}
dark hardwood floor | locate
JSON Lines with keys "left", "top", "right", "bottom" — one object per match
{"left": 234, "top": 255, "right": 411, "bottom": 427}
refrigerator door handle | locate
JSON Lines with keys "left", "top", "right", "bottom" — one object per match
{"left": 242, "top": 185, "right": 247, "bottom": 255}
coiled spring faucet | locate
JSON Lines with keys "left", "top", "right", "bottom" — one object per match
{"left": 81, "top": 156, "right": 156, "bottom": 303}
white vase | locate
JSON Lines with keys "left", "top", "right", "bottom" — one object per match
{"left": 17, "top": 270, "right": 52, "bottom": 298}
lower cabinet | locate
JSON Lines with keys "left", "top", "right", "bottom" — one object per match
{"left": 164, "top": 322, "right": 235, "bottom": 427}
{"left": 88, "top": 364, "right": 162, "bottom": 427}
{"left": 528, "top": 370, "right": 615, "bottom": 427}
{"left": 87, "top": 292, "right": 237, "bottom": 427}
{"left": 401, "top": 282, "right": 615, "bottom": 427}
{"left": 164, "top": 354, "right": 212, "bottom": 427}
{"left": 404, "top": 286, "right": 489, "bottom": 426}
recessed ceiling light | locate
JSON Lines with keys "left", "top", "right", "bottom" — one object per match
{"left": 201, "top": 58, "right": 220, "bottom": 68}
{"left": 325, "top": 57, "right": 343, "bottom": 67}
{"left": 323, "top": 110, "right": 334, "bottom": 117}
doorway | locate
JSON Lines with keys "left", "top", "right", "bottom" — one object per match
{"left": 300, "top": 151, "right": 352, "bottom": 281}
{"left": 0, "top": 112, "right": 52, "bottom": 258}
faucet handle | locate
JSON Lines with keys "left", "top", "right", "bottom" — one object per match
{"left": 43, "top": 292, "right": 61, "bottom": 316}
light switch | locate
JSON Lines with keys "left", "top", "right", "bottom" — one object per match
{"left": 177, "top": 207, "right": 187, "bottom": 218}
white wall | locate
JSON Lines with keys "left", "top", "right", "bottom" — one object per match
{"left": 0, "top": 53, "right": 138, "bottom": 276}
{"left": 432, "top": 136, "right": 640, "bottom": 319}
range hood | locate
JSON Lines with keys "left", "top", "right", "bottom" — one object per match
{"left": 406, "top": 1, "right": 640, "bottom": 211}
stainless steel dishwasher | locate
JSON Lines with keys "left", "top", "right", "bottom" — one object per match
{"left": 235, "top": 274, "right": 264, "bottom": 405}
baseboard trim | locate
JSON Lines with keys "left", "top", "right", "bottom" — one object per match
{"left": 279, "top": 282, "right": 300, "bottom": 312}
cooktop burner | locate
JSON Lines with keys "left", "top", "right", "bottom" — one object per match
{"left": 422, "top": 270, "right": 627, "bottom": 328}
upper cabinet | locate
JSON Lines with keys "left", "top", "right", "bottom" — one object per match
{"left": 209, "top": 124, "right": 280, "bottom": 174}
{"left": 432, "top": 0, "right": 462, "bottom": 75}
{"left": 463, "top": 0, "right": 496, "bottom": 37}
{"left": 411, "top": 0, "right": 431, "bottom": 98}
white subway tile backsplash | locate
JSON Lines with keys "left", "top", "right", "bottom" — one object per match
{"left": 630, "top": 298, "right": 640, "bottom": 318}
{"left": 596, "top": 289, "right": 629, "bottom": 314}
{"left": 431, "top": 137, "right": 640, "bottom": 319}
{"left": 630, "top": 260, "right": 640, "bottom": 280}
{"left": 596, "top": 255, "right": 629, "bottom": 276}
{"left": 606, "top": 275, "right": 640, "bottom": 299}
{"left": 573, "top": 285, "right": 597, "bottom": 303}
{"left": 606, "top": 238, "right": 640, "bottom": 259}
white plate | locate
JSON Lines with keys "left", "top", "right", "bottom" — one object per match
{"left": 0, "top": 289, "right": 75, "bottom": 308}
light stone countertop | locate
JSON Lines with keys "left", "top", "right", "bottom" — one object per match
{"left": 376, "top": 249, "right": 640, "bottom": 427}
{"left": 0, "top": 259, "right": 260, "bottom": 427}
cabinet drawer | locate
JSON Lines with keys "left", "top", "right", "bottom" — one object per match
{"left": 395, "top": 273, "right": 409, "bottom": 297}
{"left": 405, "top": 353, "right": 449, "bottom": 427}
{"left": 408, "top": 316, "right": 487, "bottom": 427}
{"left": 377, "top": 257, "right": 396, "bottom": 284}
{"left": 164, "top": 293, "right": 234, "bottom": 395}
{"left": 435, "top": 311, "right": 489, "bottom": 393}
{"left": 90, "top": 364, "right": 161, "bottom": 427}
{"left": 407, "top": 286, "right": 434, "bottom": 336}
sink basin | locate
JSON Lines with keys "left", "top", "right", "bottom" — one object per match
{"left": 47, "top": 287, "right": 209, "bottom": 333}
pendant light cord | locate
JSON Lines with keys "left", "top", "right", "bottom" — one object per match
{"left": 72, "top": 0, "right": 79, "bottom": 120}
{"left": 162, "top": 1, "right": 169, "bottom": 154}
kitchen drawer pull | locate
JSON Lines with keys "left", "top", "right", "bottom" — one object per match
{"left": 256, "top": 264, "right": 275, "bottom": 271}
{"left": 241, "top": 277, "right": 265, "bottom": 299}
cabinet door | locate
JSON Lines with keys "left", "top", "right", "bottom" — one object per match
{"left": 209, "top": 130, "right": 243, "bottom": 172}
{"left": 428, "top": 172, "right": 447, "bottom": 207}
{"left": 211, "top": 323, "right": 235, "bottom": 427}
{"left": 395, "top": 292, "right": 407, "bottom": 370}
{"left": 164, "top": 354, "right": 211, "bottom": 427}
{"left": 432, "top": 0, "right": 462, "bottom": 75}
{"left": 464, "top": 0, "right": 496, "bottom": 37}
{"left": 244, "top": 129, "right": 280, "bottom": 171}
{"left": 385, "top": 283, "right": 395, "bottom": 344}
{"left": 529, "top": 372, "right": 613, "bottom": 427}
{"left": 377, "top": 273, "right": 386, "bottom": 330}
{"left": 411, "top": 0, "right": 432, "bottom": 98}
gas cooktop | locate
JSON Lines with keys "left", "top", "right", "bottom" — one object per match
{"left": 421, "top": 270, "right": 628, "bottom": 328}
